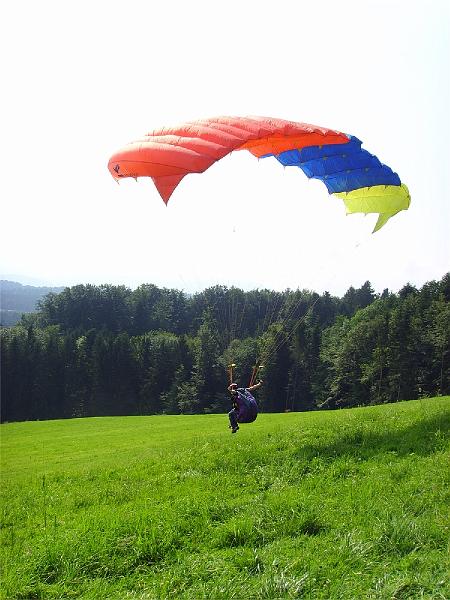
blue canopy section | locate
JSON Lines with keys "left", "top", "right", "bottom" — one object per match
{"left": 276, "top": 136, "right": 364, "bottom": 164}
{"left": 318, "top": 166, "right": 401, "bottom": 193}
{"left": 268, "top": 136, "right": 401, "bottom": 193}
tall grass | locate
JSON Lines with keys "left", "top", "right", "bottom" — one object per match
{"left": 1, "top": 397, "right": 449, "bottom": 599}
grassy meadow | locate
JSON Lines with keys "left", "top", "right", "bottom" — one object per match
{"left": 1, "top": 397, "right": 449, "bottom": 599}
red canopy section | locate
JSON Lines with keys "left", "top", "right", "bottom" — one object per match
{"left": 107, "top": 116, "right": 349, "bottom": 203}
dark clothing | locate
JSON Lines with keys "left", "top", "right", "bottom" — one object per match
{"left": 228, "top": 406, "right": 239, "bottom": 430}
{"left": 228, "top": 388, "right": 258, "bottom": 429}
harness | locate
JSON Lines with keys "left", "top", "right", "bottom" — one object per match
{"left": 235, "top": 388, "right": 258, "bottom": 423}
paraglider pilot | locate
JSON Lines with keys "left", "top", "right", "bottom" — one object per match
{"left": 228, "top": 380, "right": 262, "bottom": 433}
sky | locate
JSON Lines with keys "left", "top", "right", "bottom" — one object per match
{"left": 1, "top": 0, "right": 449, "bottom": 297}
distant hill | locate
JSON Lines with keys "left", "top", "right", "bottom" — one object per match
{"left": 0, "top": 280, "right": 65, "bottom": 326}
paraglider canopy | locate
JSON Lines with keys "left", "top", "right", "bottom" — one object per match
{"left": 108, "top": 116, "right": 410, "bottom": 232}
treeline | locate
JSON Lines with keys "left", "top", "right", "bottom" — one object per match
{"left": 1, "top": 275, "right": 449, "bottom": 422}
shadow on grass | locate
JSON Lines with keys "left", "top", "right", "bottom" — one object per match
{"left": 296, "top": 410, "right": 450, "bottom": 461}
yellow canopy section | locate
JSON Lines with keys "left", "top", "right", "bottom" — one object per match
{"left": 334, "top": 184, "right": 411, "bottom": 232}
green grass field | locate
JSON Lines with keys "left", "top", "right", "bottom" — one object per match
{"left": 1, "top": 397, "right": 449, "bottom": 599}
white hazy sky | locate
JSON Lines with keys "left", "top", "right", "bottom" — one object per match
{"left": 1, "top": 0, "right": 449, "bottom": 296}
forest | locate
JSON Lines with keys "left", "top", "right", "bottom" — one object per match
{"left": 1, "top": 274, "right": 449, "bottom": 423}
